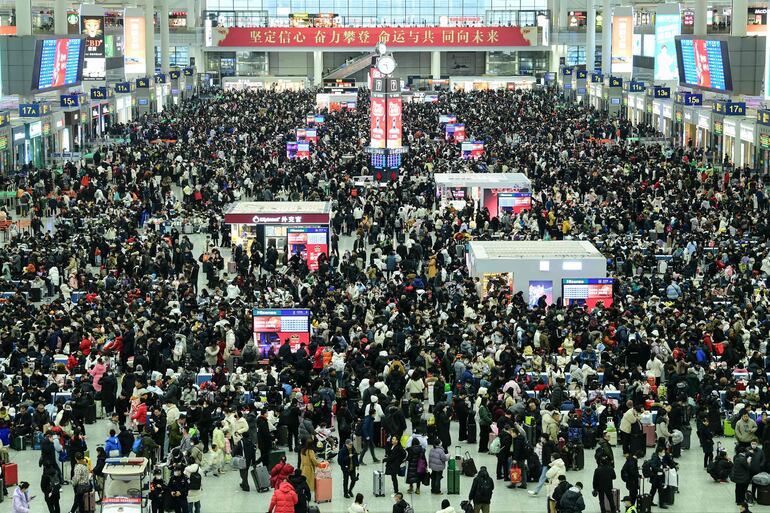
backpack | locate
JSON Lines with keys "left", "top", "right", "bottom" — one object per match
{"left": 132, "top": 438, "right": 143, "bottom": 455}
{"left": 189, "top": 471, "right": 202, "bottom": 491}
{"left": 642, "top": 460, "right": 653, "bottom": 478}
{"left": 476, "top": 475, "right": 494, "bottom": 499}
{"left": 489, "top": 437, "right": 501, "bottom": 455}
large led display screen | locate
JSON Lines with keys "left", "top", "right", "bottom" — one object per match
{"left": 676, "top": 38, "right": 733, "bottom": 92}
{"left": 562, "top": 278, "right": 614, "bottom": 310}
{"left": 32, "top": 38, "right": 85, "bottom": 92}
{"left": 287, "top": 227, "right": 328, "bottom": 271}
{"left": 654, "top": 13, "right": 680, "bottom": 81}
{"left": 253, "top": 309, "right": 310, "bottom": 355}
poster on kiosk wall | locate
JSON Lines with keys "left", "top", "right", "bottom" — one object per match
{"left": 288, "top": 227, "right": 329, "bottom": 270}
{"left": 386, "top": 96, "right": 403, "bottom": 148}
{"left": 446, "top": 123, "right": 466, "bottom": 142}
{"left": 483, "top": 189, "right": 532, "bottom": 217}
{"left": 252, "top": 308, "right": 311, "bottom": 355}
{"left": 370, "top": 97, "right": 386, "bottom": 148}
{"left": 461, "top": 141, "right": 484, "bottom": 160}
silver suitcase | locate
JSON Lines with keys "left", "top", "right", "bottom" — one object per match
{"left": 373, "top": 470, "right": 385, "bottom": 497}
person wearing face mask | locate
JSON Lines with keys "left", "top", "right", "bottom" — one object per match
{"left": 167, "top": 466, "right": 190, "bottom": 513}
{"left": 149, "top": 469, "right": 166, "bottom": 513}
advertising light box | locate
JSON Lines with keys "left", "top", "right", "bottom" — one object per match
{"left": 252, "top": 308, "right": 310, "bottom": 355}
{"left": 288, "top": 227, "right": 328, "bottom": 270}
{"left": 562, "top": 278, "right": 614, "bottom": 310}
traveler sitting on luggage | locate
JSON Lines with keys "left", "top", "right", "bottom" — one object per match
{"left": 708, "top": 449, "right": 733, "bottom": 482}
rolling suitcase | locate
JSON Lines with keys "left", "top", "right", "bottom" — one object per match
{"left": 757, "top": 484, "right": 770, "bottom": 506}
{"left": 671, "top": 442, "right": 682, "bottom": 458}
{"left": 2, "top": 463, "right": 18, "bottom": 486}
{"left": 448, "top": 468, "right": 461, "bottom": 494}
{"left": 278, "top": 425, "right": 288, "bottom": 446}
{"left": 660, "top": 468, "right": 678, "bottom": 506}
{"left": 10, "top": 436, "right": 25, "bottom": 451}
{"left": 85, "top": 403, "right": 97, "bottom": 424}
{"left": 466, "top": 420, "right": 477, "bottom": 444}
{"left": 373, "top": 470, "right": 385, "bottom": 497}
{"left": 252, "top": 465, "right": 270, "bottom": 492}
{"left": 315, "top": 476, "right": 332, "bottom": 503}
{"left": 643, "top": 424, "right": 656, "bottom": 447}
{"left": 582, "top": 427, "right": 597, "bottom": 449}
{"left": 569, "top": 443, "right": 584, "bottom": 470}
{"left": 84, "top": 490, "right": 96, "bottom": 512}
{"left": 602, "top": 488, "right": 620, "bottom": 513}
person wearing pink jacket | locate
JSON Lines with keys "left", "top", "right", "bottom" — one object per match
{"left": 88, "top": 358, "right": 108, "bottom": 392}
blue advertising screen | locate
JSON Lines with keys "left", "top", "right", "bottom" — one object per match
{"left": 676, "top": 38, "right": 732, "bottom": 92}
{"left": 33, "top": 38, "right": 84, "bottom": 92}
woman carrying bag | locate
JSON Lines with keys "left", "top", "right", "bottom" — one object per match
{"left": 384, "top": 435, "right": 406, "bottom": 496}
{"left": 70, "top": 452, "right": 92, "bottom": 513}
{"left": 405, "top": 438, "right": 426, "bottom": 495}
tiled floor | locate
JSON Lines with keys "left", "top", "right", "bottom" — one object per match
{"left": 5, "top": 417, "right": 743, "bottom": 513}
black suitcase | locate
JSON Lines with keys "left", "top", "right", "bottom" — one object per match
{"left": 277, "top": 425, "right": 288, "bottom": 446}
{"left": 630, "top": 432, "right": 646, "bottom": 458}
{"left": 660, "top": 485, "right": 676, "bottom": 506}
{"left": 757, "top": 484, "right": 770, "bottom": 506}
{"left": 85, "top": 403, "right": 96, "bottom": 424}
{"left": 467, "top": 420, "right": 477, "bottom": 444}
{"left": 671, "top": 442, "right": 681, "bottom": 458}
{"left": 582, "top": 427, "right": 597, "bottom": 449}
{"left": 638, "top": 493, "right": 652, "bottom": 513}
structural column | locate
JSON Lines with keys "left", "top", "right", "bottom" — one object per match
{"left": 160, "top": 0, "right": 170, "bottom": 73}
{"left": 186, "top": 0, "right": 196, "bottom": 28}
{"left": 601, "top": 0, "right": 611, "bottom": 74}
{"left": 586, "top": 1, "right": 596, "bottom": 72}
{"left": 431, "top": 51, "right": 441, "bottom": 80}
{"left": 765, "top": 0, "right": 770, "bottom": 98}
{"left": 144, "top": 0, "right": 155, "bottom": 76}
{"left": 15, "top": 0, "right": 32, "bottom": 36}
{"left": 313, "top": 50, "right": 323, "bottom": 85}
{"left": 732, "top": 0, "right": 747, "bottom": 36}
{"left": 694, "top": 0, "right": 708, "bottom": 35}
{"left": 54, "top": 0, "right": 67, "bottom": 35}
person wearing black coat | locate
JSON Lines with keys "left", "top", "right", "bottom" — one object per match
{"left": 732, "top": 449, "right": 752, "bottom": 505}
{"left": 167, "top": 467, "right": 190, "bottom": 513}
{"left": 384, "top": 435, "right": 406, "bottom": 495}
{"left": 99, "top": 372, "right": 118, "bottom": 415}
{"left": 405, "top": 439, "right": 425, "bottom": 494}
{"left": 509, "top": 429, "right": 529, "bottom": 489}
{"left": 435, "top": 406, "right": 452, "bottom": 450}
{"left": 620, "top": 453, "right": 640, "bottom": 505}
{"left": 117, "top": 425, "right": 135, "bottom": 457}
{"left": 40, "top": 461, "right": 61, "bottom": 513}
{"left": 496, "top": 426, "right": 513, "bottom": 480}
{"left": 337, "top": 439, "right": 359, "bottom": 498}
{"left": 593, "top": 456, "right": 617, "bottom": 513}
{"left": 287, "top": 468, "right": 311, "bottom": 513}
{"left": 40, "top": 431, "right": 58, "bottom": 470}
{"left": 238, "top": 437, "right": 257, "bottom": 491}
{"left": 255, "top": 412, "right": 272, "bottom": 466}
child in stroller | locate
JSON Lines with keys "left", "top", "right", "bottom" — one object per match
{"left": 315, "top": 423, "right": 339, "bottom": 461}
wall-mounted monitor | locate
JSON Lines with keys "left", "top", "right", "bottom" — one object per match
{"left": 675, "top": 37, "right": 733, "bottom": 92}
{"left": 562, "top": 278, "right": 614, "bottom": 310}
{"left": 252, "top": 308, "right": 310, "bottom": 355}
{"left": 31, "top": 37, "right": 85, "bottom": 93}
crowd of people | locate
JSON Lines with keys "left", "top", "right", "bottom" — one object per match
{"left": 0, "top": 83, "right": 766, "bottom": 513}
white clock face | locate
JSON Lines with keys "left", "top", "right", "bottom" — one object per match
{"left": 378, "top": 56, "right": 396, "bottom": 75}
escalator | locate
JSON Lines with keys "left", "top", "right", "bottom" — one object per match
{"left": 322, "top": 53, "right": 375, "bottom": 81}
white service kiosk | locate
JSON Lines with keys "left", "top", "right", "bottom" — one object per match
{"left": 467, "top": 240, "right": 609, "bottom": 308}
{"left": 434, "top": 173, "right": 532, "bottom": 217}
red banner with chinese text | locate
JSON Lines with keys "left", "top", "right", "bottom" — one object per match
{"left": 370, "top": 97, "right": 386, "bottom": 149}
{"left": 212, "top": 26, "right": 538, "bottom": 48}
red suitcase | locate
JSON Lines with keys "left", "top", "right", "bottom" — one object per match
{"left": 315, "top": 476, "right": 332, "bottom": 503}
{"left": 3, "top": 463, "right": 18, "bottom": 486}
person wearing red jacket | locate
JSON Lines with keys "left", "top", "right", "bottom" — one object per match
{"left": 79, "top": 338, "right": 91, "bottom": 357}
{"left": 268, "top": 481, "right": 298, "bottom": 513}
{"left": 270, "top": 460, "right": 295, "bottom": 489}
{"left": 131, "top": 402, "right": 148, "bottom": 433}
{"left": 312, "top": 347, "right": 324, "bottom": 372}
